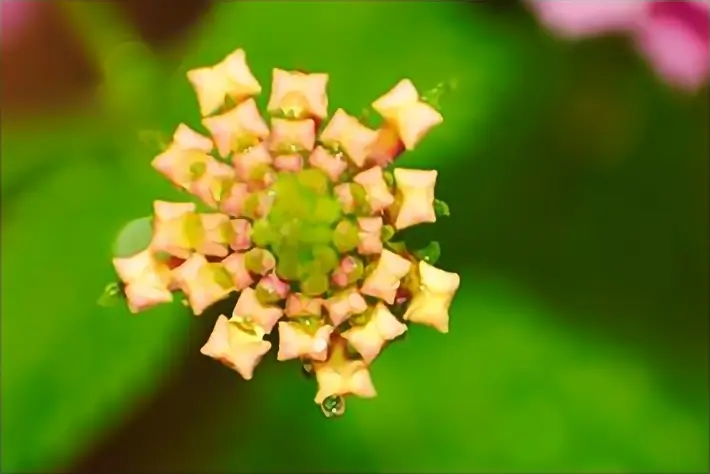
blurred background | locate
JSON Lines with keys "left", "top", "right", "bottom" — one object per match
{"left": 1, "top": 1, "right": 708, "bottom": 472}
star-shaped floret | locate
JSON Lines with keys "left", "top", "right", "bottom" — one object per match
{"left": 187, "top": 48, "right": 262, "bottom": 117}
{"left": 267, "top": 69, "right": 329, "bottom": 120}
{"left": 342, "top": 302, "right": 407, "bottom": 363}
{"left": 277, "top": 321, "right": 334, "bottom": 361}
{"left": 353, "top": 166, "right": 394, "bottom": 214}
{"left": 319, "top": 109, "right": 378, "bottom": 168}
{"left": 221, "top": 252, "right": 254, "bottom": 290}
{"left": 112, "top": 249, "right": 173, "bottom": 313}
{"left": 172, "top": 253, "right": 234, "bottom": 315}
{"left": 308, "top": 146, "right": 348, "bottom": 182}
{"left": 372, "top": 79, "right": 443, "bottom": 150}
{"left": 232, "top": 287, "right": 283, "bottom": 334}
{"left": 360, "top": 249, "right": 412, "bottom": 304}
{"left": 151, "top": 201, "right": 198, "bottom": 259}
{"left": 151, "top": 125, "right": 213, "bottom": 190}
{"left": 269, "top": 118, "right": 316, "bottom": 153}
{"left": 200, "top": 315, "right": 271, "bottom": 380}
{"left": 313, "top": 338, "right": 377, "bottom": 404}
{"left": 324, "top": 288, "right": 368, "bottom": 326}
{"left": 202, "top": 98, "right": 270, "bottom": 158}
{"left": 356, "top": 217, "right": 383, "bottom": 255}
{"left": 404, "top": 261, "right": 460, "bottom": 333}
{"left": 285, "top": 293, "right": 323, "bottom": 318}
{"left": 391, "top": 168, "right": 438, "bottom": 230}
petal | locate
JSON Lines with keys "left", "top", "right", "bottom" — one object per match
{"left": 371, "top": 79, "right": 443, "bottom": 150}
{"left": 269, "top": 118, "right": 316, "bottom": 153}
{"left": 391, "top": 168, "right": 437, "bottom": 230}
{"left": 341, "top": 324, "right": 384, "bottom": 364}
{"left": 334, "top": 183, "right": 356, "bottom": 214}
{"left": 353, "top": 166, "right": 394, "bottom": 214}
{"left": 256, "top": 273, "right": 290, "bottom": 302}
{"left": 187, "top": 66, "right": 229, "bottom": 117}
{"left": 403, "top": 261, "right": 460, "bottom": 333}
{"left": 527, "top": 0, "right": 645, "bottom": 38}
{"left": 274, "top": 153, "right": 304, "bottom": 172}
{"left": 197, "top": 213, "right": 232, "bottom": 257}
{"left": 356, "top": 217, "right": 383, "bottom": 255}
{"left": 187, "top": 49, "right": 262, "bottom": 117}
{"left": 202, "top": 98, "right": 270, "bottom": 158}
{"left": 113, "top": 248, "right": 170, "bottom": 286}
{"left": 220, "top": 48, "right": 262, "bottom": 102}
{"left": 150, "top": 201, "right": 199, "bottom": 259}
{"left": 308, "top": 146, "right": 348, "bottom": 182}
{"left": 232, "top": 142, "right": 273, "bottom": 181}
{"left": 201, "top": 315, "right": 271, "bottom": 380}
{"left": 123, "top": 282, "right": 173, "bottom": 314}
{"left": 229, "top": 218, "right": 252, "bottom": 251}
{"left": 220, "top": 182, "right": 250, "bottom": 217}
{"left": 267, "top": 69, "right": 329, "bottom": 119}
{"left": 173, "top": 124, "right": 214, "bottom": 152}
{"left": 313, "top": 340, "right": 377, "bottom": 403}
{"left": 233, "top": 287, "right": 284, "bottom": 333}
{"left": 371, "top": 302, "right": 407, "bottom": 340}
{"left": 151, "top": 147, "right": 211, "bottom": 191}
{"left": 367, "top": 126, "right": 404, "bottom": 167}
{"left": 395, "top": 101, "right": 443, "bottom": 151}
{"left": 221, "top": 252, "right": 254, "bottom": 290}
{"left": 324, "top": 288, "right": 368, "bottom": 326}
{"left": 277, "top": 322, "right": 333, "bottom": 361}
{"left": 172, "top": 254, "right": 235, "bottom": 315}
{"left": 634, "top": 7, "right": 710, "bottom": 91}
{"left": 189, "top": 158, "right": 237, "bottom": 208}
{"left": 360, "top": 249, "right": 412, "bottom": 304}
{"left": 285, "top": 293, "right": 324, "bottom": 318}
{"left": 319, "top": 109, "right": 378, "bottom": 167}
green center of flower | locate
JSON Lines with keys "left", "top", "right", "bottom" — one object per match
{"left": 250, "top": 168, "right": 360, "bottom": 296}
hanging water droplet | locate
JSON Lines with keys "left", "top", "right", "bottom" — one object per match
{"left": 320, "top": 395, "right": 345, "bottom": 418}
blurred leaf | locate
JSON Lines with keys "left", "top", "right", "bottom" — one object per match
{"left": 0, "top": 131, "right": 189, "bottom": 472}
{"left": 113, "top": 216, "right": 153, "bottom": 258}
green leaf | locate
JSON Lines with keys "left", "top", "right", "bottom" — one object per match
{"left": 112, "top": 216, "right": 153, "bottom": 258}
{"left": 0, "top": 142, "right": 189, "bottom": 472}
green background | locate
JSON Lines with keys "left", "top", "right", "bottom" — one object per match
{"left": 1, "top": 1, "right": 708, "bottom": 472}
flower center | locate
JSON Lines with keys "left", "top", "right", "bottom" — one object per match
{"left": 250, "top": 168, "right": 358, "bottom": 296}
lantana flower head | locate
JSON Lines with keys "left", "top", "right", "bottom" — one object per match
{"left": 107, "top": 48, "right": 460, "bottom": 417}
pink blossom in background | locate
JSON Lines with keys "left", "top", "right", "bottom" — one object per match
{"left": 0, "top": 1, "right": 34, "bottom": 44}
{"left": 527, "top": 0, "right": 710, "bottom": 91}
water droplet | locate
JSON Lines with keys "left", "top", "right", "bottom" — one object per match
{"left": 320, "top": 395, "right": 345, "bottom": 418}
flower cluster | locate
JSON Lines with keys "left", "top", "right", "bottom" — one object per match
{"left": 110, "top": 48, "right": 460, "bottom": 416}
